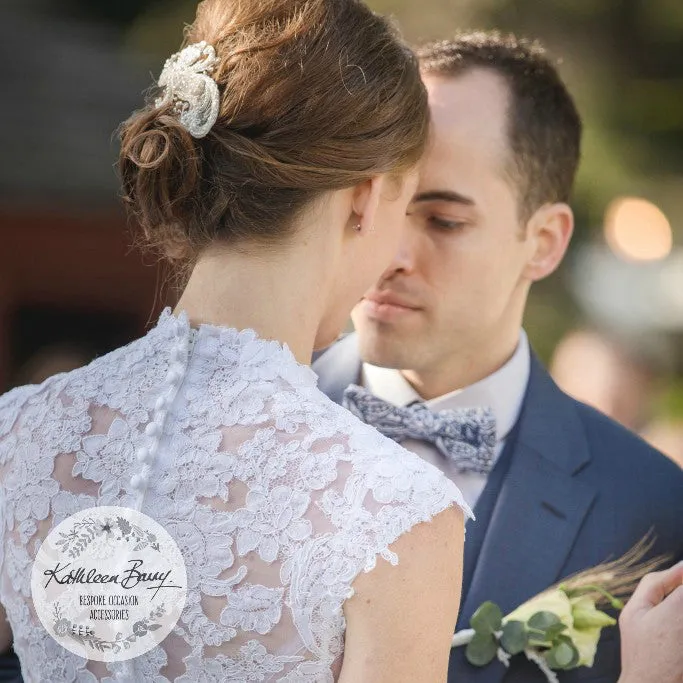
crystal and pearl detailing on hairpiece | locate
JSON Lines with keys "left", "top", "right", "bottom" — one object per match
{"left": 155, "top": 41, "right": 220, "bottom": 138}
{"left": 0, "top": 308, "right": 469, "bottom": 682}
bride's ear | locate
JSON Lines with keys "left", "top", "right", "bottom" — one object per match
{"left": 350, "top": 176, "right": 385, "bottom": 235}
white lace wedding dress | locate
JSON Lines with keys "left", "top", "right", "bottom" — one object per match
{"left": 0, "top": 309, "right": 469, "bottom": 682}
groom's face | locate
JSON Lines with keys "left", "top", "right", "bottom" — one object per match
{"left": 352, "top": 68, "right": 537, "bottom": 380}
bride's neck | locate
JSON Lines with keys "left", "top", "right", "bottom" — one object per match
{"left": 174, "top": 239, "right": 328, "bottom": 365}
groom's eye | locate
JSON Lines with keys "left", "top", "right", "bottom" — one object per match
{"left": 428, "top": 216, "right": 468, "bottom": 230}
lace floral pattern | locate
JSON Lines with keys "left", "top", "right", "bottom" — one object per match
{"left": 0, "top": 309, "right": 470, "bottom": 682}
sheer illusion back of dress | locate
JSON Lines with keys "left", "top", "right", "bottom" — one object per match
{"left": 0, "top": 310, "right": 468, "bottom": 682}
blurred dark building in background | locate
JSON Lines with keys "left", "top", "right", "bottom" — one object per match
{"left": 0, "top": 0, "right": 165, "bottom": 390}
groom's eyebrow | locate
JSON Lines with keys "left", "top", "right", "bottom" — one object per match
{"left": 412, "top": 190, "right": 476, "bottom": 206}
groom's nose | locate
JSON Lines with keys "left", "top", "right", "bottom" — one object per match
{"left": 382, "top": 228, "right": 419, "bottom": 279}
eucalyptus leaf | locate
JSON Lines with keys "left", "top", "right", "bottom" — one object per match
{"left": 528, "top": 611, "right": 561, "bottom": 631}
{"left": 545, "top": 622, "right": 568, "bottom": 640}
{"left": 545, "top": 649, "right": 560, "bottom": 669}
{"left": 546, "top": 641, "right": 578, "bottom": 670}
{"left": 554, "top": 636, "right": 581, "bottom": 669}
{"left": 465, "top": 632, "right": 498, "bottom": 667}
{"left": 555, "top": 642, "right": 576, "bottom": 667}
{"left": 565, "top": 644, "right": 580, "bottom": 669}
{"left": 500, "top": 620, "right": 528, "bottom": 655}
{"left": 470, "top": 602, "right": 503, "bottom": 635}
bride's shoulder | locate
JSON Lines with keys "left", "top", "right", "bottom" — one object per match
{"left": 0, "top": 333, "right": 155, "bottom": 443}
{"left": 0, "top": 383, "right": 44, "bottom": 439}
{"left": 285, "top": 390, "right": 470, "bottom": 591}
{"left": 308, "top": 390, "right": 472, "bottom": 519}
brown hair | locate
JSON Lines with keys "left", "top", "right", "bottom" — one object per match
{"left": 417, "top": 31, "right": 582, "bottom": 224}
{"left": 119, "top": 0, "right": 428, "bottom": 263}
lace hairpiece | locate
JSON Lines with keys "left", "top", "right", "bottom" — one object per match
{"left": 155, "top": 41, "right": 220, "bottom": 139}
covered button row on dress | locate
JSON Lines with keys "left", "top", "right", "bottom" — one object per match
{"left": 130, "top": 327, "right": 193, "bottom": 491}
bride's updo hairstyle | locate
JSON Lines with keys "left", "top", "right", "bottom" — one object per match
{"left": 119, "top": 0, "right": 428, "bottom": 262}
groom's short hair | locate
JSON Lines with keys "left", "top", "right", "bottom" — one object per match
{"left": 417, "top": 31, "right": 582, "bottom": 224}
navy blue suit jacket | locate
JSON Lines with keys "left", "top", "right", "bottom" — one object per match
{"left": 313, "top": 334, "right": 683, "bottom": 683}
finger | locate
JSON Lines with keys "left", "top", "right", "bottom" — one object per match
{"left": 653, "top": 584, "right": 683, "bottom": 618}
{"left": 627, "top": 562, "right": 683, "bottom": 612}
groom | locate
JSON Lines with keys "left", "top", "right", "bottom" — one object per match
{"left": 314, "top": 32, "right": 683, "bottom": 682}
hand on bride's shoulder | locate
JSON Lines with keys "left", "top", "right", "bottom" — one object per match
{"left": 339, "top": 505, "right": 464, "bottom": 683}
{"left": 618, "top": 562, "right": 683, "bottom": 683}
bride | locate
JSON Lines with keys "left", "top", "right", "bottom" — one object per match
{"left": 0, "top": 0, "right": 470, "bottom": 680}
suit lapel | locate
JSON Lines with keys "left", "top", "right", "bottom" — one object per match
{"left": 454, "top": 356, "right": 597, "bottom": 683}
{"left": 458, "top": 428, "right": 517, "bottom": 626}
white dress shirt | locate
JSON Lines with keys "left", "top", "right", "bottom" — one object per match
{"left": 361, "top": 331, "right": 531, "bottom": 510}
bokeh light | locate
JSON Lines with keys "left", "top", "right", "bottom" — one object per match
{"left": 604, "top": 197, "right": 673, "bottom": 263}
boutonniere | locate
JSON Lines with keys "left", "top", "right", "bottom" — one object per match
{"left": 451, "top": 536, "right": 665, "bottom": 682}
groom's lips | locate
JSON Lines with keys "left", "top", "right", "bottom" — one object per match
{"left": 360, "top": 292, "right": 421, "bottom": 321}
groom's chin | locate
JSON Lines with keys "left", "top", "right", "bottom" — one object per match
{"left": 356, "top": 328, "right": 411, "bottom": 371}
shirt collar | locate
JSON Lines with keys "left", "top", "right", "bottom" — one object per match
{"left": 361, "top": 330, "right": 531, "bottom": 443}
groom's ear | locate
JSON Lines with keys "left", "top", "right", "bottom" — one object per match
{"left": 522, "top": 201, "right": 574, "bottom": 282}
{"left": 350, "top": 176, "right": 386, "bottom": 235}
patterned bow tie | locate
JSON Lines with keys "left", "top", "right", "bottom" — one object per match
{"left": 343, "top": 384, "right": 497, "bottom": 475}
